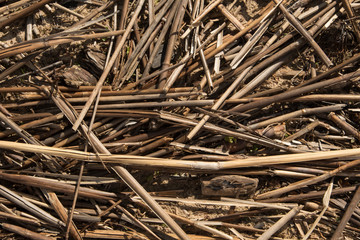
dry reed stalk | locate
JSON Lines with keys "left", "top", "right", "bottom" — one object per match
{"left": 218, "top": 1, "right": 338, "bottom": 85}
{"left": 46, "top": 90, "right": 190, "bottom": 239}
{"left": 276, "top": 0, "right": 333, "bottom": 67}
{"left": 108, "top": 199, "right": 161, "bottom": 240}
{"left": 52, "top": 3, "right": 106, "bottom": 29}
{"left": 5, "top": 140, "right": 360, "bottom": 170}
{"left": 331, "top": 186, "right": 360, "bottom": 239}
{"left": 0, "top": 172, "right": 118, "bottom": 200}
{"left": 158, "top": 0, "right": 187, "bottom": 88}
{"left": 117, "top": 0, "right": 175, "bottom": 84}
{"left": 0, "top": 111, "right": 62, "bottom": 171}
{"left": 141, "top": 1, "right": 178, "bottom": 78}
{"left": 161, "top": 111, "right": 299, "bottom": 152}
{"left": 185, "top": 2, "right": 275, "bottom": 74}
{"left": 230, "top": 15, "right": 274, "bottom": 69}
{"left": 80, "top": 229, "right": 146, "bottom": 239}
{"left": 0, "top": 30, "right": 125, "bottom": 60}
{"left": 0, "top": 0, "right": 33, "bottom": 15}
{"left": 0, "top": 222, "right": 54, "bottom": 240}
{"left": 101, "top": 118, "right": 149, "bottom": 143}
{"left": 246, "top": 105, "right": 344, "bottom": 131}
{"left": 260, "top": 185, "right": 357, "bottom": 203}
{"left": 257, "top": 205, "right": 302, "bottom": 240}
{"left": 72, "top": 0, "right": 146, "bottom": 132}
{"left": 0, "top": 51, "right": 41, "bottom": 82}
{"left": 256, "top": 159, "right": 360, "bottom": 200}
{"left": 46, "top": 192, "right": 82, "bottom": 240}
{"left": 217, "top": 4, "right": 246, "bottom": 32}
{"left": 341, "top": 0, "right": 360, "bottom": 43}
{"left": 0, "top": 86, "right": 112, "bottom": 92}
{"left": 0, "top": 184, "right": 64, "bottom": 227}
{"left": 0, "top": 113, "right": 63, "bottom": 139}
{"left": 0, "top": 211, "right": 43, "bottom": 227}
{"left": 134, "top": 199, "right": 235, "bottom": 239}
{"left": 0, "top": 0, "right": 55, "bottom": 29}
{"left": 85, "top": 100, "right": 214, "bottom": 109}
{"left": 231, "top": 70, "right": 360, "bottom": 112}
{"left": 129, "top": 137, "right": 172, "bottom": 155}
{"left": 328, "top": 112, "right": 360, "bottom": 141}
{"left": 65, "top": 1, "right": 113, "bottom": 32}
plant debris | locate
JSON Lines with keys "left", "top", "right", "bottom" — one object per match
{"left": 1, "top": 0, "right": 360, "bottom": 239}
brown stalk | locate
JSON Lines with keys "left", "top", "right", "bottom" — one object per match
{"left": 100, "top": 118, "right": 149, "bottom": 143}
{"left": 0, "top": 222, "right": 54, "bottom": 240}
{"left": 72, "top": 0, "right": 146, "bottom": 132}
{"left": 246, "top": 105, "right": 344, "bottom": 130}
{"left": 141, "top": 0, "right": 178, "bottom": 78}
{"left": 284, "top": 120, "right": 320, "bottom": 142}
{"left": 108, "top": 200, "right": 161, "bottom": 240}
{"left": 117, "top": 0, "right": 175, "bottom": 84}
{"left": 0, "top": 210, "right": 43, "bottom": 227}
{"left": 0, "top": 0, "right": 55, "bottom": 29}
{"left": 112, "top": 0, "right": 129, "bottom": 73}
{"left": 161, "top": 111, "right": 300, "bottom": 152}
{"left": 341, "top": 0, "right": 360, "bottom": 43}
{"left": 117, "top": 18, "right": 164, "bottom": 88}
{"left": 0, "top": 50, "right": 41, "bottom": 82}
{"left": 191, "top": 0, "right": 222, "bottom": 27}
{"left": 331, "top": 186, "right": 360, "bottom": 239}
{"left": 158, "top": 0, "right": 187, "bottom": 88}
{"left": 328, "top": 112, "right": 360, "bottom": 141}
{"left": 185, "top": 2, "right": 275, "bottom": 74}
{"left": 0, "top": 86, "right": 112, "bottom": 93}
{"left": 215, "top": 1, "right": 338, "bottom": 84}
{"left": 128, "top": 137, "right": 173, "bottom": 155}
{"left": 8, "top": 140, "right": 360, "bottom": 170}
{"left": 66, "top": 1, "right": 113, "bottom": 31}
{"left": 0, "top": 30, "right": 125, "bottom": 60}
{"left": 134, "top": 200, "right": 236, "bottom": 239}
{"left": 0, "top": 0, "right": 33, "bottom": 15}
{"left": 45, "top": 89, "right": 190, "bottom": 239}
{"left": 47, "top": 192, "right": 82, "bottom": 240}
{"left": 275, "top": 0, "right": 333, "bottom": 67}
{"left": 231, "top": 70, "right": 360, "bottom": 112}
{"left": 260, "top": 186, "right": 357, "bottom": 203}
{"left": 0, "top": 111, "right": 62, "bottom": 171}
{"left": 0, "top": 172, "right": 117, "bottom": 200}
{"left": 85, "top": 100, "right": 214, "bottom": 109}
{"left": 258, "top": 206, "right": 302, "bottom": 240}
{"left": 0, "top": 113, "right": 63, "bottom": 139}
{"left": 52, "top": 3, "right": 107, "bottom": 29}
{"left": 0, "top": 184, "right": 64, "bottom": 227}
{"left": 217, "top": 4, "right": 248, "bottom": 33}
{"left": 0, "top": 104, "right": 12, "bottom": 117}
{"left": 256, "top": 159, "right": 360, "bottom": 200}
